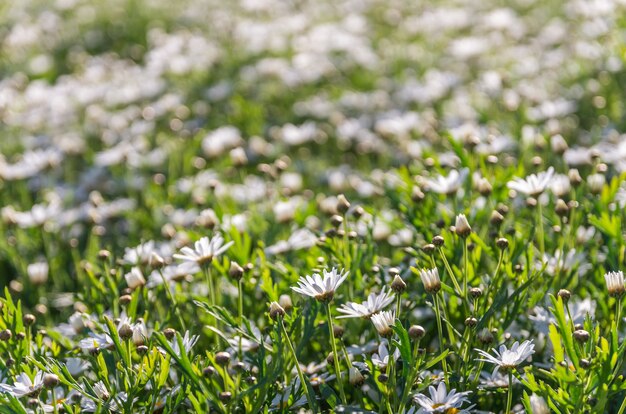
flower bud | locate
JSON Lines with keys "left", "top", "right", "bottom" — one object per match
{"left": 349, "top": 367, "right": 365, "bottom": 386}
{"left": 422, "top": 243, "right": 435, "bottom": 255}
{"left": 118, "top": 323, "right": 133, "bottom": 341}
{"left": 43, "top": 374, "right": 59, "bottom": 388}
{"left": 215, "top": 351, "right": 231, "bottom": 366}
{"left": 0, "top": 329, "right": 12, "bottom": 341}
{"left": 573, "top": 329, "right": 590, "bottom": 343}
{"left": 432, "top": 235, "right": 444, "bottom": 247}
{"left": 496, "top": 238, "right": 509, "bottom": 250}
{"left": 23, "top": 314, "right": 36, "bottom": 326}
{"left": 555, "top": 199, "right": 569, "bottom": 217}
{"left": 464, "top": 317, "right": 478, "bottom": 327}
{"left": 228, "top": 262, "right": 244, "bottom": 281}
{"left": 469, "top": 287, "right": 482, "bottom": 298}
{"left": 278, "top": 294, "right": 293, "bottom": 312}
{"left": 490, "top": 210, "right": 504, "bottom": 226}
{"left": 557, "top": 289, "right": 571, "bottom": 302}
{"left": 408, "top": 325, "right": 425, "bottom": 340}
{"left": 391, "top": 275, "right": 407, "bottom": 293}
{"left": 337, "top": 194, "right": 351, "bottom": 214}
{"left": 269, "top": 302, "right": 286, "bottom": 320}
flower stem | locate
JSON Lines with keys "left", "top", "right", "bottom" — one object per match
{"left": 433, "top": 294, "right": 449, "bottom": 387}
{"left": 159, "top": 269, "right": 186, "bottom": 331}
{"left": 279, "top": 317, "right": 317, "bottom": 411}
{"left": 537, "top": 202, "right": 545, "bottom": 258}
{"left": 438, "top": 247, "right": 462, "bottom": 297}
{"left": 463, "top": 238, "right": 469, "bottom": 303}
{"left": 506, "top": 371, "right": 513, "bottom": 414}
{"left": 325, "top": 302, "right": 347, "bottom": 405}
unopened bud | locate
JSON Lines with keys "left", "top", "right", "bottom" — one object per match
{"left": 337, "top": 194, "right": 351, "bottom": 214}
{"left": 557, "top": 289, "right": 571, "bottom": 302}
{"left": 496, "top": 238, "right": 509, "bottom": 250}
{"left": 43, "top": 374, "right": 59, "bottom": 388}
{"left": 573, "top": 329, "right": 590, "bottom": 343}
{"left": 215, "top": 352, "right": 231, "bottom": 366}
{"left": 408, "top": 325, "right": 425, "bottom": 340}
{"left": 391, "top": 275, "right": 407, "bottom": 293}
{"left": 229, "top": 262, "right": 244, "bottom": 280}
{"left": 269, "top": 302, "right": 286, "bottom": 320}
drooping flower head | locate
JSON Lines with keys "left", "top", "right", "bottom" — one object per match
{"left": 291, "top": 267, "right": 349, "bottom": 302}
{"left": 420, "top": 268, "right": 441, "bottom": 294}
{"left": 371, "top": 310, "right": 395, "bottom": 338}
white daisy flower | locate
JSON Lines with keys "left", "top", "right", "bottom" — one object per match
{"left": 413, "top": 382, "right": 472, "bottom": 413}
{"left": 371, "top": 310, "right": 395, "bottom": 338}
{"left": 371, "top": 341, "right": 400, "bottom": 369}
{"left": 0, "top": 371, "right": 45, "bottom": 397}
{"left": 291, "top": 267, "right": 349, "bottom": 302}
{"left": 423, "top": 169, "right": 468, "bottom": 195}
{"left": 475, "top": 340, "right": 535, "bottom": 370}
{"left": 173, "top": 234, "right": 233, "bottom": 265}
{"left": 507, "top": 167, "right": 554, "bottom": 196}
{"left": 604, "top": 271, "right": 625, "bottom": 297}
{"left": 78, "top": 332, "right": 114, "bottom": 352}
{"left": 337, "top": 287, "right": 395, "bottom": 319}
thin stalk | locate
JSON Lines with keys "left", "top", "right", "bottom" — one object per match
{"left": 617, "top": 390, "right": 626, "bottom": 414}
{"left": 463, "top": 238, "right": 469, "bottom": 303}
{"left": 483, "top": 250, "right": 504, "bottom": 314}
{"left": 398, "top": 339, "right": 422, "bottom": 413}
{"left": 617, "top": 297, "right": 622, "bottom": 335}
{"left": 506, "top": 371, "right": 513, "bottom": 414}
{"left": 537, "top": 202, "right": 545, "bottom": 258}
{"left": 238, "top": 279, "right": 244, "bottom": 357}
{"left": 438, "top": 248, "right": 462, "bottom": 297}
{"left": 158, "top": 269, "right": 186, "bottom": 331}
{"left": 51, "top": 388, "right": 59, "bottom": 414}
{"left": 279, "top": 318, "right": 317, "bottom": 411}
{"left": 395, "top": 295, "right": 402, "bottom": 321}
{"left": 325, "top": 302, "right": 347, "bottom": 405}
{"left": 433, "top": 294, "right": 449, "bottom": 386}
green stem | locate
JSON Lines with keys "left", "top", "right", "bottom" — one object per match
{"left": 398, "top": 340, "right": 422, "bottom": 413}
{"left": 325, "top": 302, "right": 347, "bottom": 405}
{"left": 617, "top": 390, "right": 626, "bottom": 414}
{"left": 279, "top": 318, "right": 317, "bottom": 411}
{"left": 433, "top": 294, "right": 449, "bottom": 387}
{"left": 395, "top": 295, "right": 401, "bottom": 321}
{"left": 438, "top": 248, "right": 462, "bottom": 297}
{"left": 159, "top": 269, "right": 186, "bottom": 331}
{"left": 483, "top": 250, "right": 504, "bottom": 314}
{"left": 463, "top": 238, "right": 469, "bottom": 304}
{"left": 238, "top": 279, "right": 244, "bottom": 358}
{"left": 537, "top": 202, "right": 545, "bottom": 258}
{"left": 51, "top": 387, "right": 59, "bottom": 414}
{"left": 506, "top": 371, "right": 513, "bottom": 414}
